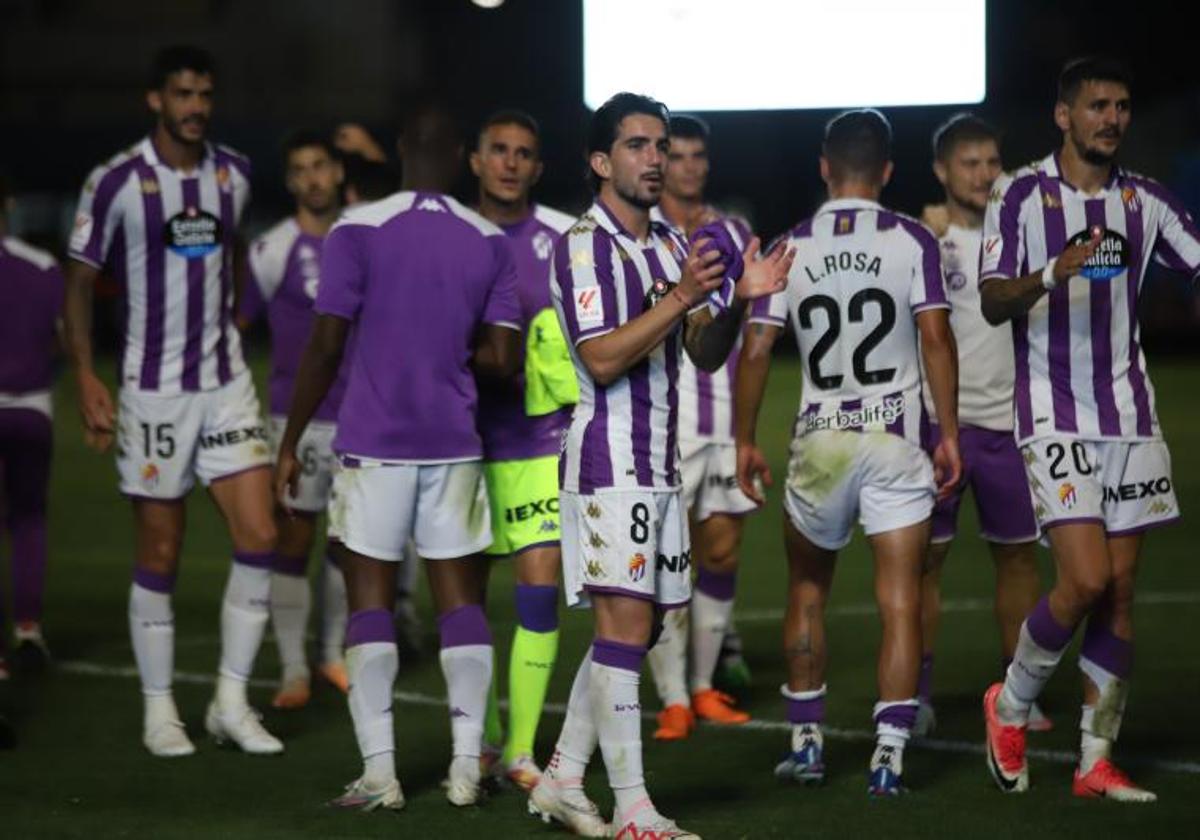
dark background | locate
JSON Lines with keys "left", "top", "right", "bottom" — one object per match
{"left": 2, "top": 0, "right": 1197, "bottom": 341}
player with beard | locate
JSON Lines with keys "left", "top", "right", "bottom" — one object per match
{"left": 529, "top": 92, "right": 792, "bottom": 839}
{"left": 981, "top": 57, "right": 1200, "bottom": 802}
{"left": 237, "top": 131, "right": 350, "bottom": 708}
{"left": 64, "top": 45, "right": 282, "bottom": 757}
{"left": 468, "top": 109, "right": 576, "bottom": 790}
{"left": 913, "top": 114, "right": 1049, "bottom": 736}
{"left": 645, "top": 115, "right": 757, "bottom": 739}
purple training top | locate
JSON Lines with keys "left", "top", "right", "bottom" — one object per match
{"left": 316, "top": 191, "right": 521, "bottom": 462}
{"left": 240, "top": 217, "right": 347, "bottom": 421}
{"left": 477, "top": 204, "right": 576, "bottom": 462}
{"left": 0, "top": 237, "right": 64, "bottom": 395}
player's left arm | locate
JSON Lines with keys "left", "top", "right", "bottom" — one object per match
{"left": 1147, "top": 183, "right": 1200, "bottom": 283}
{"left": 683, "top": 236, "right": 793, "bottom": 371}
{"left": 472, "top": 235, "right": 522, "bottom": 380}
{"left": 277, "top": 314, "right": 349, "bottom": 504}
{"left": 917, "top": 307, "right": 962, "bottom": 499}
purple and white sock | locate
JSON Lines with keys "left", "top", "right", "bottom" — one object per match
{"left": 437, "top": 604, "right": 493, "bottom": 759}
{"left": 873, "top": 698, "right": 919, "bottom": 774}
{"left": 1078, "top": 619, "right": 1132, "bottom": 767}
{"left": 782, "top": 683, "right": 826, "bottom": 750}
{"left": 689, "top": 567, "right": 736, "bottom": 693}
{"left": 999, "top": 596, "right": 1076, "bottom": 724}
{"left": 547, "top": 649, "right": 597, "bottom": 787}
{"left": 346, "top": 609, "right": 398, "bottom": 786}
{"left": 270, "top": 553, "right": 310, "bottom": 679}
{"left": 130, "top": 566, "right": 177, "bottom": 697}
{"left": 320, "top": 551, "right": 348, "bottom": 664}
{"left": 217, "top": 551, "right": 273, "bottom": 708}
{"left": 590, "top": 638, "right": 649, "bottom": 816}
{"left": 646, "top": 607, "right": 689, "bottom": 707}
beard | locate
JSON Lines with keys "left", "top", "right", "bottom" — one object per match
{"left": 163, "top": 112, "right": 206, "bottom": 146}
{"left": 948, "top": 184, "right": 987, "bottom": 215}
{"left": 1072, "top": 131, "right": 1119, "bottom": 166}
{"left": 615, "top": 177, "right": 661, "bottom": 210}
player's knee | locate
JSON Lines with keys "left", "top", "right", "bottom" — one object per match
{"left": 1061, "top": 573, "right": 1108, "bottom": 613}
{"left": 236, "top": 518, "right": 278, "bottom": 553}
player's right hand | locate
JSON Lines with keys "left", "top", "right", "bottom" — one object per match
{"left": 932, "top": 434, "right": 963, "bottom": 501}
{"left": 77, "top": 371, "right": 115, "bottom": 452}
{"left": 736, "top": 442, "right": 771, "bottom": 506}
{"left": 1053, "top": 226, "right": 1103, "bottom": 283}
{"left": 274, "top": 447, "right": 301, "bottom": 513}
{"left": 677, "top": 236, "right": 726, "bottom": 305}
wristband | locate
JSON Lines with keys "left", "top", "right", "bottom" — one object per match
{"left": 671, "top": 287, "right": 692, "bottom": 308}
{"left": 1041, "top": 257, "right": 1058, "bottom": 291}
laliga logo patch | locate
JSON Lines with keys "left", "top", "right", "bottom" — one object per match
{"left": 575, "top": 285, "right": 604, "bottom": 325}
{"left": 628, "top": 552, "right": 647, "bottom": 582}
{"left": 1058, "top": 482, "right": 1077, "bottom": 510}
{"left": 164, "top": 206, "right": 222, "bottom": 259}
{"left": 1068, "top": 227, "right": 1129, "bottom": 281}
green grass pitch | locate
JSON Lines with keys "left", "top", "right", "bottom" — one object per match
{"left": 1, "top": 352, "right": 1197, "bottom": 838}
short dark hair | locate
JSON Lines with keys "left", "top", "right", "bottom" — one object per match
{"left": 1057, "top": 57, "right": 1133, "bottom": 105}
{"left": 340, "top": 153, "right": 398, "bottom": 203}
{"left": 669, "top": 114, "right": 709, "bottom": 143}
{"left": 282, "top": 129, "right": 338, "bottom": 167}
{"left": 587, "top": 92, "right": 670, "bottom": 192}
{"left": 822, "top": 108, "right": 892, "bottom": 182}
{"left": 932, "top": 112, "right": 1000, "bottom": 162}
{"left": 147, "top": 45, "right": 215, "bottom": 90}
{"left": 478, "top": 109, "right": 541, "bottom": 147}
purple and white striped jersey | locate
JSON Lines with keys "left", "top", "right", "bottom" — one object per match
{"left": 650, "top": 207, "right": 752, "bottom": 444}
{"left": 68, "top": 137, "right": 251, "bottom": 394}
{"left": 751, "top": 198, "right": 948, "bottom": 446}
{"left": 980, "top": 153, "right": 1200, "bottom": 445}
{"left": 478, "top": 204, "right": 576, "bottom": 462}
{"left": 0, "top": 237, "right": 64, "bottom": 414}
{"left": 240, "top": 218, "right": 346, "bottom": 422}
{"left": 551, "top": 200, "right": 691, "bottom": 493}
{"left": 316, "top": 191, "right": 520, "bottom": 463}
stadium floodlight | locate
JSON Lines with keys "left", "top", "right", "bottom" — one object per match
{"left": 472, "top": 0, "right": 506, "bottom": 8}
{"left": 583, "top": 0, "right": 986, "bottom": 110}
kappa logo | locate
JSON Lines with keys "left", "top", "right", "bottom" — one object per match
{"left": 1058, "top": 482, "right": 1078, "bottom": 509}
{"left": 628, "top": 552, "right": 647, "bottom": 582}
{"left": 538, "top": 519, "right": 558, "bottom": 534}
{"left": 571, "top": 249, "right": 594, "bottom": 269}
{"left": 1148, "top": 500, "right": 1173, "bottom": 515}
{"left": 585, "top": 501, "right": 602, "bottom": 519}
{"left": 1042, "top": 191, "right": 1061, "bottom": 209}
{"left": 988, "top": 187, "right": 1003, "bottom": 204}
{"left": 1035, "top": 503, "right": 1048, "bottom": 520}
{"left": 417, "top": 198, "right": 446, "bottom": 212}
{"left": 589, "top": 531, "right": 608, "bottom": 549}
{"left": 141, "top": 178, "right": 160, "bottom": 194}
{"left": 585, "top": 559, "right": 605, "bottom": 579}
{"left": 575, "top": 285, "right": 604, "bottom": 325}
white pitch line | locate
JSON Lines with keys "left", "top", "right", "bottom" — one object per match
{"left": 58, "top": 659, "right": 1200, "bottom": 776}
{"left": 735, "top": 589, "right": 1200, "bottom": 623}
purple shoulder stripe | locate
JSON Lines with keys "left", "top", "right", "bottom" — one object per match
{"left": 895, "top": 216, "right": 946, "bottom": 306}
{"left": 73, "top": 157, "right": 140, "bottom": 265}
{"left": 995, "top": 173, "right": 1040, "bottom": 279}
